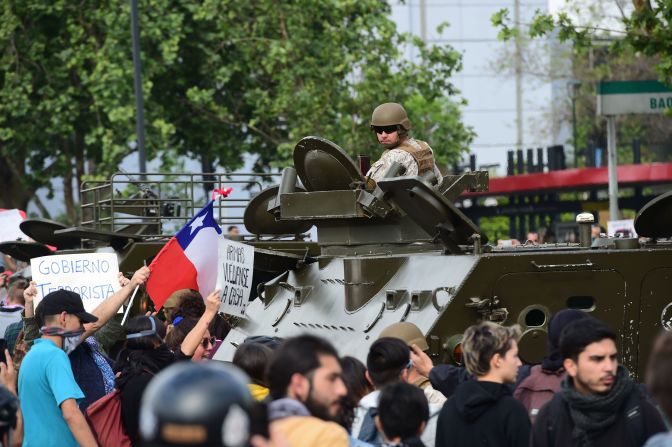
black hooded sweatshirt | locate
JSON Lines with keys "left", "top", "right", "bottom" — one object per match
{"left": 435, "top": 380, "right": 531, "bottom": 447}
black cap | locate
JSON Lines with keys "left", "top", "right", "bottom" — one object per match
{"left": 40, "top": 290, "right": 98, "bottom": 323}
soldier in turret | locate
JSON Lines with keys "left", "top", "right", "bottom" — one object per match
{"left": 366, "top": 102, "right": 443, "bottom": 187}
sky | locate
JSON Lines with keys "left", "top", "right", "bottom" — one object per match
{"left": 548, "top": 0, "right": 631, "bottom": 31}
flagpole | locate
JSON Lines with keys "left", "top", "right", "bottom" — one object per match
{"left": 121, "top": 285, "right": 140, "bottom": 326}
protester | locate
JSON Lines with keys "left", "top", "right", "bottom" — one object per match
{"left": 166, "top": 288, "right": 230, "bottom": 344}
{"left": 233, "top": 341, "right": 273, "bottom": 401}
{"left": 409, "top": 337, "right": 472, "bottom": 401}
{"left": 18, "top": 289, "right": 99, "bottom": 446}
{"left": 531, "top": 318, "right": 666, "bottom": 447}
{"left": 266, "top": 334, "right": 349, "bottom": 446}
{"left": 513, "top": 309, "right": 589, "bottom": 422}
{"left": 379, "top": 322, "right": 446, "bottom": 404}
{"left": 139, "top": 361, "right": 256, "bottom": 447}
{"left": 244, "top": 335, "right": 284, "bottom": 350}
{"left": 0, "top": 348, "right": 21, "bottom": 446}
{"left": 352, "top": 337, "right": 440, "bottom": 447}
{"left": 116, "top": 289, "right": 221, "bottom": 445}
{"left": 0, "top": 276, "right": 26, "bottom": 342}
{"left": 161, "top": 289, "right": 191, "bottom": 329}
{"left": 338, "top": 356, "right": 374, "bottom": 433}
{"left": 413, "top": 310, "right": 589, "bottom": 403}
{"left": 436, "top": 322, "right": 530, "bottom": 447}
{"left": 0, "top": 271, "right": 8, "bottom": 307}
{"left": 644, "top": 331, "right": 672, "bottom": 447}
{"left": 22, "top": 267, "right": 150, "bottom": 410}
{"left": 527, "top": 232, "right": 539, "bottom": 244}
{"left": 164, "top": 317, "right": 215, "bottom": 362}
{"left": 376, "top": 382, "right": 428, "bottom": 447}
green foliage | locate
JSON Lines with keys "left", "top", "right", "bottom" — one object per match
{"left": 492, "top": 1, "right": 672, "bottom": 82}
{"left": 0, "top": 0, "right": 473, "bottom": 222}
{"left": 479, "top": 216, "right": 510, "bottom": 243}
{"left": 491, "top": 1, "right": 672, "bottom": 167}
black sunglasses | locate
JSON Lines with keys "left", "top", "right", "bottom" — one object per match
{"left": 201, "top": 336, "right": 216, "bottom": 349}
{"left": 372, "top": 125, "right": 399, "bottom": 134}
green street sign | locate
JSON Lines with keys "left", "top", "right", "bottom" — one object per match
{"left": 597, "top": 80, "right": 672, "bottom": 115}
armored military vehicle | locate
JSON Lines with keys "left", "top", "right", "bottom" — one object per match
{"left": 215, "top": 136, "right": 672, "bottom": 379}
{"left": 4, "top": 136, "right": 670, "bottom": 378}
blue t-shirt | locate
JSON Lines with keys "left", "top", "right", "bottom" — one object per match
{"left": 18, "top": 338, "right": 85, "bottom": 447}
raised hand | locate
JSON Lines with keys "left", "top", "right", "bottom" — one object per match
{"left": 205, "top": 289, "right": 222, "bottom": 315}
{"left": 23, "top": 281, "right": 37, "bottom": 304}
{"left": 117, "top": 272, "right": 131, "bottom": 288}
{"left": 130, "top": 266, "right": 151, "bottom": 287}
{"left": 0, "top": 349, "right": 17, "bottom": 395}
{"left": 410, "top": 343, "right": 434, "bottom": 377}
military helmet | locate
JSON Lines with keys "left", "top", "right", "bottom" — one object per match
{"left": 379, "top": 321, "right": 429, "bottom": 351}
{"left": 140, "top": 362, "right": 253, "bottom": 447}
{"left": 371, "top": 103, "right": 411, "bottom": 131}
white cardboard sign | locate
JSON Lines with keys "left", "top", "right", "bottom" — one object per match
{"left": 216, "top": 237, "right": 254, "bottom": 317}
{"left": 31, "top": 253, "right": 121, "bottom": 312}
{"left": 0, "top": 209, "right": 29, "bottom": 243}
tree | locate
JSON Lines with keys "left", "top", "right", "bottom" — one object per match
{"left": 492, "top": 1, "right": 672, "bottom": 82}
{"left": 0, "top": 1, "right": 185, "bottom": 221}
{"left": 0, "top": 1, "right": 473, "bottom": 222}
{"left": 491, "top": 0, "right": 672, "bottom": 166}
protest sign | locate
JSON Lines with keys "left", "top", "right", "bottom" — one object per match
{"left": 0, "top": 209, "right": 29, "bottom": 243}
{"left": 216, "top": 237, "right": 254, "bottom": 317}
{"left": 31, "top": 253, "right": 121, "bottom": 312}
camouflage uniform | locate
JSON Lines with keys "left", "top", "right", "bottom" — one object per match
{"left": 367, "top": 137, "right": 443, "bottom": 186}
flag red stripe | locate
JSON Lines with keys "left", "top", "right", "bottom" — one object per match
{"left": 146, "top": 237, "right": 199, "bottom": 310}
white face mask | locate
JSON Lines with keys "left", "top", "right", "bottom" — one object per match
{"left": 62, "top": 329, "right": 85, "bottom": 354}
{"left": 39, "top": 326, "right": 85, "bottom": 354}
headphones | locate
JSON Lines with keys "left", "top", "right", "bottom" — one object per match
{"left": 127, "top": 316, "right": 159, "bottom": 340}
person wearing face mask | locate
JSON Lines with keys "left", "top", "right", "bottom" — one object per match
{"left": 18, "top": 289, "right": 99, "bottom": 447}
{"left": 20, "top": 267, "right": 150, "bottom": 412}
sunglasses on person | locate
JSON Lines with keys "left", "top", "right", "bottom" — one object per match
{"left": 201, "top": 336, "right": 216, "bottom": 349}
{"left": 371, "top": 125, "right": 399, "bottom": 134}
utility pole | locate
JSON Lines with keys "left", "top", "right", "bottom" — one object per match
{"left": 567, "top": 80, "right": 581, "bottom": 168}
{"left": 419, "top": 0, "right": 427, "bottom": 42}
{"left": 130, "top": 0, "right": 147, "bottom": 179}
{"left": 514, "top": 0, "right": 523, "bottom": 150}
{"left": 606, "top": 116, "right": 620, "bottom": 219}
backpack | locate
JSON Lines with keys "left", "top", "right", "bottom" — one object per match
{"left": 513, "top": 365, "right": 564, "bottom": 422}
{"left": 85, "top": 389, "right": 131, "bottom": 447}
{"left": 545, "top": 387, "right": 646, "bottom": 447}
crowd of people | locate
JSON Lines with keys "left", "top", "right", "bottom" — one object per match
{"left": 0, "top": 265, "right": 671, "bottom": 447}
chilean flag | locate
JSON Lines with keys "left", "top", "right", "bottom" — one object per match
{"left": 146, "top": 201, "right": 222, "bottom": 310}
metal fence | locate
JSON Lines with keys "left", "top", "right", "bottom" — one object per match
{"left": 80, "top": 172, "right": 281, "bottom": 237}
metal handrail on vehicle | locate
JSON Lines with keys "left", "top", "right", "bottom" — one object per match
{"left": 80, "top": 172, "right": 281, "bottom": 237}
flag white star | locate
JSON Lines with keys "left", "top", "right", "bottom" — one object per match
{"left": 189, "top": 214, "right": 207, "bottom": 235}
